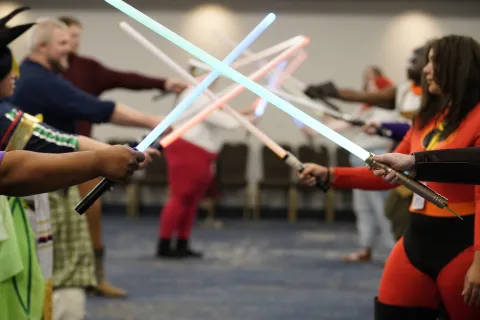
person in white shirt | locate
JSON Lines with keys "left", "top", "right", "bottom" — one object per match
{"left": 156, "top": 66, "right": 257, "bottom": 259}
{"left": 342, "top": 67, "right": 397, "bottom": 262}
{"left": 306, "top": 66, "right": 397, "bottom": 262}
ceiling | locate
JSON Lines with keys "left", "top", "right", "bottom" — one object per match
{"left": 16, "top": 0, "right": 480, "bottom": 17}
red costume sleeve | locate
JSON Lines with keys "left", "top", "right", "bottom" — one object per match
{"left": 92, "top": 59, "right": 167, "bottom": 92}
{"left": 363, "top": 76, "right": 393, "bottom": 108}
{"left": 332, "top": 128, "right": 413, "bottom": 190}
{"left": 375, "top": 76, "right": 393, "bottom": 89}
{"left": 473, "top": 136, "right": 480, "bottom": 250}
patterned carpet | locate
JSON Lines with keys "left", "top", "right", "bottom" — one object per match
{"left": 86, "top": 216, "right": 389, "bottom": 320}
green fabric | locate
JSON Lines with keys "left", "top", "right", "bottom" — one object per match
{"left": 0, "top": 196, "right": 45, "bottom": 320}
{"left": 50, "top": 188, "right": 96, "bottom": 289}
{"left": 5, "top": 108, "right": 79, "bottom": 150}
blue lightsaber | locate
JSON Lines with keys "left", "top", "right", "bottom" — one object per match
{"left": 75, "top": 12, "right": 275, "bottom": 214}
{"left": 102, "top": 0, "right": 455, "bottom": 214}
{"left": 254, "top": 61, "right": 287, "bottom": 117}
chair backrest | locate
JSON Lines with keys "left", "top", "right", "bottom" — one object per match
{"left": 298, "top": 145, "right": 317, "bottom": 163}
{"left": 336, "top": 147, "right": 352, "bottom": 167}
{"left": 216, "top": 143, "right": 249, "bottom": 182}
{"left": 317, "top": 145, "right": 330, "bottom": 167}
{"left": 262, "top": 144, "right": 293, "bottom": 182}
{"left": 144, "top": 155, "right": 167, "bottom": 182}
{"left": 298, "top": 144, "right": 330, "bottom": 167}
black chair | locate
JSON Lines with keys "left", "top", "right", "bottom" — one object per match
{"left": 296, "top": 144, "right": 334, "bottom": 221}
{"left": 127, "top": 156, "right": 168, "bottom": 217}
{"left": 333, "top": 147, "right": 353, "bottom": 218}
{"left": 215, "top": 143, "right": 250, "bottom": 219}
{"left": 254, "top": 144, "right": 296, "bottom": 221}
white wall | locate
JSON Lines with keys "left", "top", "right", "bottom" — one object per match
{"left": 3, "top": 4, "right": 480, "bottom": 208}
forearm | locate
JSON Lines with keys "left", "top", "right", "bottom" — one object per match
{"left": 332, "top": 166, "right": 397, "bottom": 190}
{"left": 415, "top": 148, "right": 480, "bottom": 164}
{"left": 337, "top": 89, "right": 396, "bottom": 110}
{"left": 0, "top": 150, "right": 101, "bottom": 196}
{"left": 110, "top": 103, "right": 160, "bottom": 130}
{"left": 413, "top": 149, "right": 480, "bottom": 184}
{"left": 106, "top": 71, "right": 166, "bottom": 91}
{"left": 77, "top": 136, "right": 110, "bottom": 152}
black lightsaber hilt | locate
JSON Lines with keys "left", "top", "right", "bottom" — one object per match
{"left": 364, "top": 153, "right": 448, "bottom": 209}
{"left": 376, "top": 127, "right": 393, "bottom": 138}
{"left": 318, "top": 96, "right": 341, "bottom": 113}
{"left": 152, "top": 91, "right": 169, "bottom": 101}
{"left": 283, "top": 152, "right": 329, "bottom": 192}
{"left": 342, "top": 117, "right": 393, "bottom": 139}
{"left": 75, "top": 178, "right": 116, "bottom": 214}
{"left": 75, "top": 142, "right": 165, "bottom": 214}
{"left": 314, "top": 95, "right": 394, "bottom": 140}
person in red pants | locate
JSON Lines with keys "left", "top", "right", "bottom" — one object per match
{"left": 157, "top": 68, "right": 257, "bottom": 259}
{"left": 298, "top": 35, "right": 480, "bottom": 319}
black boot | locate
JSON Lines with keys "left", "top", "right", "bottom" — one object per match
{"left": 156, "top": 238, "right": 182, "bottom": 259}
{"left": 176, "top": 239, "right": 203, "bottom": 258}
{"left": 374, "top": 297, "right": 438, "bottom": 320}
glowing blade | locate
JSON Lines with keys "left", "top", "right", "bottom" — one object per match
{"left": 105, "top": 1, "right": 276, "bottom": 152}
{"left": 254, "top": 61, "right": 287, "bottom": 117}
{"left": 105, "top": 0, "right": 370, "bottom": 161}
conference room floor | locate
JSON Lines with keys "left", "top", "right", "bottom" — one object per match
{"left": 87, "top": 216, "right": 388, "bottom": 320}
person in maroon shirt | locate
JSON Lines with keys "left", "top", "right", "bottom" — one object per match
{"left": 59, "top": 16, "right": 187, "bottom": 298}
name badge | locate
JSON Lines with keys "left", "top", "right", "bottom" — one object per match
{"left": 410, "top": 182, "right": 427, "bottom": 210}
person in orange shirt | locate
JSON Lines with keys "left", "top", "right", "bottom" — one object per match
{"left": 299, "top": 35, "right": 480, "bottom": 319}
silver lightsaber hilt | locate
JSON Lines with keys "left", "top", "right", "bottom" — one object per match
{"left": 365, "top": 153, "right": 449, "bottom": 209}
{"left": 284, "top": 152, "right": 329, "bottom": 192}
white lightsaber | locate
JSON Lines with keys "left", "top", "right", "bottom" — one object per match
{"left": 105, "top": 0, "right": 456, "bottom": 215}
{"left": 119, "top": 23, "right": 324, "bottom": 182}
{"left": 273, "top": 89, "right": 394, "bottom": 138}
{"left": 248, "top": 51, "right": 308, "bottom": 126}
{"left": 254, "top": 61, "right": 287, "bottom": 117}
{"left": 209, "top": 31, "right": 343, "bottom": 115}
{"left": 188, "top": 35, "right": 305, "bottom": 73}
{"left": 212, "top": 30, "right": 307, "bottom": 90}
{"left": 273, "top": 88, "right": 347, "bottom": 118}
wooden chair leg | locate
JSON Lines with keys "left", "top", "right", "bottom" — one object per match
{"left": 243, "top": 187, "right": 250, "bottom": 220}
{"left": 288, "top": 186, "right": 297, "bottom": 223}
{"left": 207, "top": 198, "right": 216, "bottom": 220}
{"left": 325, "top": 189, "right": 335, "bottom": 223}
{"left": 253, "top": 187, "right": 261, "bottom": 220}
{"left": 126, "top": 183, "right": 140, "bottom": 218}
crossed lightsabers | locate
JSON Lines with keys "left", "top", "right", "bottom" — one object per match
{"left": 75, "top": 0, "right": 455, "bottom": 218}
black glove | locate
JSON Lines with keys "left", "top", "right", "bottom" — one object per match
{"left": 304, "top": 81, "right": 339, "bottom": 99}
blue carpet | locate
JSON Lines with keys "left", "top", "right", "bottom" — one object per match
{"left": 87, "top": 216, "right": 388, "bottom": 320}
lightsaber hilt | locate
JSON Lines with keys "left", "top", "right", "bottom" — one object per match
{"left": 364, "top": 153, "right": 449, "bottom": 209}
{"left": 376, "top": 127, "right": 393, "bottom": 138}
{"left": 317, "top": 96, "right": 341, "bottom": 113}
{"left": 75, "top": 141, "right": 164, "bottom": 214}
{"left": 283, "top": 152, "right": 329, "bottom": 192}
{"left": 152, "top": 91, "right": 169, "bottom": 101}
{"left": 75, "top": 178, "right": 116, "bottom": 214}
{"left": 348, "top": 118, "right": 393, "bottom": 138}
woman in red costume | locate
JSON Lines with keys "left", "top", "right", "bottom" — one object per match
{"left": 299, "top": 35, "right": 480, "bottom": 320}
